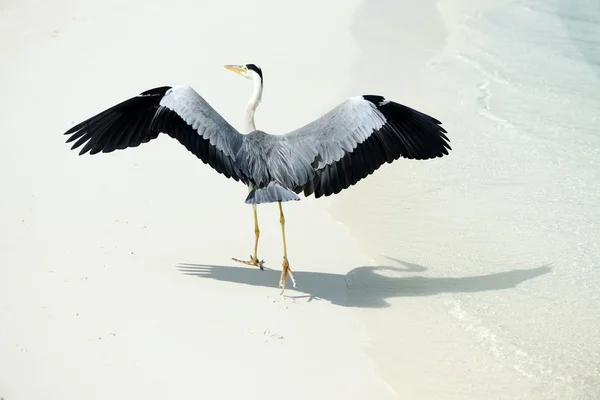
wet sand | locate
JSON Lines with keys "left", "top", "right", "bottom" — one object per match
{"left": 333, "top": 0, "right": 600, "bottom": 398}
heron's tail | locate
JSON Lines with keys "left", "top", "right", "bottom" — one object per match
{"left": 245, "top": 182, "right": 301, "bottom": 205}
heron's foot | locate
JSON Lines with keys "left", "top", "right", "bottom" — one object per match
{"left": 232, "top": 255, "right": 265, "bottom": 270}
{"left": 279, "top": 257, "right": 296, "bottom": 295}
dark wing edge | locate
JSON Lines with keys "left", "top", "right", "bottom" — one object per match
{"left": 289, "top": 95, "right": 452, "bottom": 198}
{"left": 64, "top": 86, "right": 172, "bottom": 155}
{"left": 63, "top": 85, "right": 248, "bottom": 183}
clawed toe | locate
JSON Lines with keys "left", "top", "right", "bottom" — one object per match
{"left": 279, "top": 257, "right": 296, "bottom": 295}
{"left": 232, "top": 255, "right": 265, "bottom": 270}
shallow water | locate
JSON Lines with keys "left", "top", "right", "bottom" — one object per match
{"left": 333, "top": 0, "right": 600, "bottom": 398}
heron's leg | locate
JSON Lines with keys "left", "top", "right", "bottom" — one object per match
{"left": 278, "top": 201, "right": 296, "bottom": 294}
{"left": 232, "top": 204, "right": 264, "bottom": 270}
{"left": 251, "top": 204, "right": 261, "bottom": 262}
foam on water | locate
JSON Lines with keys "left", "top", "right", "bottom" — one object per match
{"left": 449, "top": 0, "right": 600, "bottom": 157}
{"left": 335, "top": 0, "right": 600, "bottom": 398}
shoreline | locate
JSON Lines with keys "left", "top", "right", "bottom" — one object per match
{"left": 330, "top": 0, "right": 451, "bottom": 396}
{"left": 332, "top": 0, "right": 600, "bottom": 398}
{"left": 4, "top": 0, "right": 597, "bottom": 398}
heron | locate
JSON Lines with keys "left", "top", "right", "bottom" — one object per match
{"left": 63, "top": 63, "right": 451, "bottom": 294}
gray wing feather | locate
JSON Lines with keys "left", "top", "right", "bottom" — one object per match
{"left": 261, "top": 95, "right": 451, "bottom": 198}
{"left": 65, "top": 87, "right": 450, "bottom": 200}
{"left": 64, "top": 85, "right": 250, "bottom": 183}
{"left": 158, "top": 86, "right": 242, "bottom": 159}
{"left": 283, "top": 97, "right": 387, "bottom": 168}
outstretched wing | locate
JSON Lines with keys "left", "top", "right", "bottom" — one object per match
{"left": 277, "top": 95, "right": 451, "bottom": 197}
{"left": 63, "top": 85, "right": 248, "bottom": 182}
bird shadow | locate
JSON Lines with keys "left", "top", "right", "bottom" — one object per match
{"left": 176, "top": 256, "right": 552, "bottom": 308}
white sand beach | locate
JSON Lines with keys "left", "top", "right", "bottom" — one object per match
{"left": 2, "top": 0, "right": 600, "bottom": 399}
{"left": 1, "top": 1, "right": 396, "bottom": 399}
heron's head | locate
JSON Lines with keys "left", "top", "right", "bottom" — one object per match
{"left": 224, "top": 64, "right": 263, "bottom": 84}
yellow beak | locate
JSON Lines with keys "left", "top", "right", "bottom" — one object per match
{"left": 224, "top": 64, "right": 246, "bottom": 76}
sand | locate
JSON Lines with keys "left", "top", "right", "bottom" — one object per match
{"left": 0, "top": 0, "right": 396, "bottom": 399}
{"left": 3, "top": 0, "right": 600, "bottom": 399}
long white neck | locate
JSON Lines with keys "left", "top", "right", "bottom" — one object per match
{"left": 244, "top": 76, "right": 263, "bottom": 132}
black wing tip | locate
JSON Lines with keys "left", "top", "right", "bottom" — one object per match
{"left": 362, "top": 94, "right": 448, "bottom": 128}
{"left": 362, "top": 94, "right": 452, "bottom": 159}
{"left": 64, "top": 115, "right": 96, "bottom": 137}
{"left": 64, "top": 125, "right": 81, "bottom": 135}
{"left": 62, "top": 86, "right": 174, "bottom": 156}
{"left": 140, "top": 85, "right": 173, "bottom": 97}
{"left": 302, "top": 95, "right": 452, "bottom": 199}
